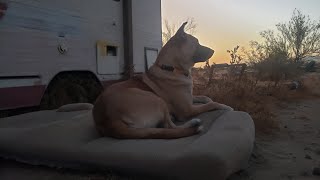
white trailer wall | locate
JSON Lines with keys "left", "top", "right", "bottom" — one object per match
{"left": 131, "top": 0, "right": 162, "bottom": 73}
{"left": 0, "top": 0, "right": 124, "bottom": 83}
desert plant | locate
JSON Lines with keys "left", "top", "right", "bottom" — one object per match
{"left": 242, "top": 10, "right": 320, "bottom": 85}
{"left": 255, "top": 50, "right": 290, "bottom": 86}
{"left": 226, "top": 45, "right": 247, "bottom": 78}
{"left": 277, "top": 9, "right": 320, "bottom": 62}
{"left": 192, "top": 68, "right": 280, "bottom": 133}
{"left": 227, "top": 45, "right": 243, "bottom": 65}
{"left": 248, "top": 9, "right": 320, "bottom": 64}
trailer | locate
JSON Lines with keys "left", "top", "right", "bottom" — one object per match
{"left": 0, "top": 0, "right": 162, "bottom": 111}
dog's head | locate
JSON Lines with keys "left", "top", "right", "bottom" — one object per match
{"left": 156, "top": 22, "right": 214, "bottom": 72}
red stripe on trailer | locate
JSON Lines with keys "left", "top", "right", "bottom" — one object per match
{"left": 0, "top": 2, "right": 8, "bottom": 10}
{"left": 0, "top": 2, "right": 7, "bottom": 20}
{"left": 0, "top": 85, "right": 46, "bottom": 110}
{"left": 0, "top": 79, "right": 126, "bottom": 110}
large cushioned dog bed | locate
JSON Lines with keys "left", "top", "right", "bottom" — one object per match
{"left": 0, "top": 109, "right": 255, "bottom": 180}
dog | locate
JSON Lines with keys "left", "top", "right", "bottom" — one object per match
{"left": 91, "top": 22, "right": 233, "bottom": 139}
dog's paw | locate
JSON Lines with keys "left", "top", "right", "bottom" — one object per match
{"left": 224, "top": 106, "right": 234, "bottom": 111}
{"left": 194, "top": 96, "right": 213, "bottom": 104}
{"left": 219, "top": 104, "right": 234, "bottom": 111}
{"left": 182, "top": 118, "right": 201, "bottom": 128}
{"left": 196, "top": 125, "right": 204, "bottom": 133}
{"left": 198, "top": 96, "right": 213, "bottom": 104}
{"left": 185, "top": 118, "right": 201, "bottom": 128}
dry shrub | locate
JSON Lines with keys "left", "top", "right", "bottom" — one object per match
{"left": 300, "top": 73, "right": 320, "bottom": 96}
{"left": 192, "top": 67, "right": 317, "bottom": 134}
{"left": 253, "top": 55, "right": 303, "bottom": 86}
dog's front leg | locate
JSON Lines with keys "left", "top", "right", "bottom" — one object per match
{"left": 193, "top": 95, "right": 213, "bottom": 104}
{"left": 187, "top": 101, "right": 233, "bottom": 118}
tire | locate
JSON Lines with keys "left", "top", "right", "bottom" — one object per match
{"left": 40, "top": 73, "right": 102, "bottom": 110}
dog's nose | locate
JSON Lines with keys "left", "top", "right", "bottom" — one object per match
{"left": 205, "top": 47, "right": 214, "bottom": 59}
{"left": 209, "top": 48, "right": 214, "bottom": 57}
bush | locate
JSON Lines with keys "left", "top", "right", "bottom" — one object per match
{"left": 192, "top": 65, "right": 312, "bottom": 134}
{"left": 254, "top": 57, "right": 302, "bottom": 86}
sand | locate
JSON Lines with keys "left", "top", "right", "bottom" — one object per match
{"left": 230, "top": 99, "right": 320, "bottom": 180}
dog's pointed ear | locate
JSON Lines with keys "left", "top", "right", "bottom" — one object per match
{"left": 175, "top": 22, "right": 187, "bottom": 36}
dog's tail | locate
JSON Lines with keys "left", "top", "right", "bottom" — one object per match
{"left": 107, "top": 124, "right": 203, "bottom": 139}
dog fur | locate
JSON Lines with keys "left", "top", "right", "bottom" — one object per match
{"left": 91, "top": 22, "right": 233, "bottom": 139}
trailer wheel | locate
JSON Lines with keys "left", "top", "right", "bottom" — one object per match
{"left": 40, "top": 73, "right": 102, "bottom": 110}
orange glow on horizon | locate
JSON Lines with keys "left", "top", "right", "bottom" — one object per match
{"left": 162, "top": 0, "right": 320, "bottom": 67}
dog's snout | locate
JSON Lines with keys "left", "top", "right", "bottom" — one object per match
{"left": 193, "top": 45, "right": 214, "bottom": 63}
{"left": 209, "top": 48, "right": 214, "bottom": 57}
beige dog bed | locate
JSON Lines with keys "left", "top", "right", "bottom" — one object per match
{"left": 0, "top": 108, "right": 254, "bottom": 180}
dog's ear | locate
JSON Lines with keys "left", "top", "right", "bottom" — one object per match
{"left": 175, "top": 22, "right": 187, "bottom": 37}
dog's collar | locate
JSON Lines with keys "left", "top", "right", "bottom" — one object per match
{"left": 156, "top": 63, "right": 189, "bottom": 77}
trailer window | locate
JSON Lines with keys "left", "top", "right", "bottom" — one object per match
{"left": 145, "top": 47, "right": 158, "bottom": 70}
{"left": 107, "top": 46, "right": 117, "bottom": 56}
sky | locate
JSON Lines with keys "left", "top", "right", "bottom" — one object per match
{"left": 161, "top": 0, "right": 320, "bottom": 65}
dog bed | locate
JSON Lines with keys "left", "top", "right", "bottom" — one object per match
{"left": 0, "top": 108, "right": 255, "bottom": 180}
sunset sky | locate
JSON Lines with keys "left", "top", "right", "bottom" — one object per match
{"left": 161, "top": 0, "right": 320, "bottom": 65}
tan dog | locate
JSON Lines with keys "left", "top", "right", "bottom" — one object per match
{"left": 92, "top": 22, "right": 233, "bottom": 139}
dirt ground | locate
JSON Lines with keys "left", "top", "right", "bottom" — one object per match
{"left": 1, "top": 99, "right": 320, "bottom": 180}
{"left": 230, "top": 98, "right": 320, "bottom": 180}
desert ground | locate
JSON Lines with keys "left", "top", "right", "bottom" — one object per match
{"left": 0, "top": 98, "right": 320, "bottom": 180}
{"left": 229, "top": 98, "right": 320, "bottom": 180}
